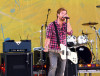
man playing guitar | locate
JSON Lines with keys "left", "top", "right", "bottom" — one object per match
{"left": 44, "top": 8, "right": 73, "bottom": 76}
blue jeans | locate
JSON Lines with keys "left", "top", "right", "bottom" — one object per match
{"left": 48, "top": 52, "right": 66, "bottom": 76}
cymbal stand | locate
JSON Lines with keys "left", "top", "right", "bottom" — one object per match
{"left": 96, "top": 29, "right": 98, "bottom": 62}
{"left": 89, "top": 25, "right": 100, "bottom": 63}
{"left": 89, "top": 40, "right": 95, "bottom": 62}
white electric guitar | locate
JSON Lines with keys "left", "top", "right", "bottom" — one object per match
{"left": 49, "top": 44, "right": 78, "bottom": 64}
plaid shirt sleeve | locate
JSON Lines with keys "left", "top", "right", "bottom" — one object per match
{"left": 46, "top": 23, "right": 53, "bottom": 39}
{"left": 67, "top": 21, "right": 73, "bottom": 35}
{"left": 67, "top": 30, "right": 73, "bottom": 35}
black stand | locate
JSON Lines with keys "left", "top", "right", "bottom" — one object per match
{"left": 37, "top": 25, "right": 45, "bottom": 76}
{"left": 40, "top": 9, "right": 51, "bottom": 65}
{"left": 64, "top": 18, "right": 78, "bottom": 76}
{"left": 45, "top": 9, "right": 51, "bottom": 36}
{"left": 64, "top": 18, "right": 68, "bottom": 76}
{"left": 40, "top": 9, "right": 51, "bottom": 76}
{"left": 89, "top": 26, "right": 100, "bottom": 64}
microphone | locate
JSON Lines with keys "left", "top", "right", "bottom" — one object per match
{"left": 48, "top": 9, "right": 51, "bottom": 12}
{"left": 96, "top": 5, "right": 100, "bottom": 8}
{"left": 82, "top": 30, "right": 84, "bottom": 35}
{"left": 63, "top": 16, "right": 70, "bottom": 19}
{"left": 42, "top": 24, "right": 44, "bottom": 27}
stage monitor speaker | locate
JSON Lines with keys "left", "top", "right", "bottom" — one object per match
{"left": 0, "top": 52, "right": 33, "bottom": 76}
{"left": 64, "top": 59, "right": 78, "bottom": 76}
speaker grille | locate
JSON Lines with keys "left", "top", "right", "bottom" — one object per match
{"left": 0, "top": 53, "right": 33, "bottom": 76}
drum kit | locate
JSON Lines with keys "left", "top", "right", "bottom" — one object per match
{"left": 67, "top": 22, "right": 100, "bottom": 64}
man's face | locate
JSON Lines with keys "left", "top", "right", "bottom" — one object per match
{"left": 57, "top": 11, "right": 67, "bottom": 21}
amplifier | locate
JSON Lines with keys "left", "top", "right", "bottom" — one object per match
{"left": 0, "top": 52, "right": 33, "bottom": 76}
{"left": 3, "top": 40, "right": 31, "bottom": 52}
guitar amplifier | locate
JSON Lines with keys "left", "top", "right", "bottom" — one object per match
{"left": 3, "top": 40, "right": 31, "bottom": 52}
{"left": 0, "top": 52, "right": 33, "bottom": 76}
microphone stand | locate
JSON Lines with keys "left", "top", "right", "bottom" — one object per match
{"left": 40, "top": 24, "right": 45, "bottom": 76}
{"left": 65, "top": 18, "right": 78, "bottom": 76}
{"left": 45, "top": 9, "right": 51, "bottom": 36}
{"left": 40, "top": 25, "right": 44, "bottom": 48}
{"left": 65, "top": 18, "right": 69, "bottom": 76}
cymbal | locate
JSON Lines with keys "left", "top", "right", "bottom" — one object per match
{"left": 82, "top": 22, "right": 98, "bottom": 25}
{"left": 82, "top": 33, "right": 92, "bottom": 35}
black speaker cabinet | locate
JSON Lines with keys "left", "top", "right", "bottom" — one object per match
{"left": 0, "top": 52, "right": 33, "bottom": 76}
{"left": 34, "top": 51, "right": 41, "bottom": 65}
{"left": 34, "top": 51, "right": 47, "bottom": 65}
{"left": 64, "top": 59, "right": 78, "bottom": 76}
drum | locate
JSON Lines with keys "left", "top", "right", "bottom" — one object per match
{"left": 77, "top": 35, "right": 88, "bottom": 44}
{"left": 70, "top": 46, "right": 92, "bottom": 64}
{"left": 67, "top": 35, "right": 77, "bottom": 47}
{"left": 76, "top": 46, "right": 92, "bottom": 64}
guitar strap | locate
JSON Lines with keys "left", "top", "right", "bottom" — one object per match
{"left": 53, "top": 21, "right": 60, "bottom": 47}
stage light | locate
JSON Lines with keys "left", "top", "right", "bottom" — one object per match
{"left": 96, "top": 64, "right": 100, "bottom": 67}
{"left": 87, "top": 64, "right": 92, "bottom": 67}
{"left": 79, "top": 64, "right": 83, "bottom": 67}
{"left": 44, "top": 65, "right": 47, "bottom": 68}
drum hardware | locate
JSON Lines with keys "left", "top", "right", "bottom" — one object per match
{"left": 67, "top": 35, "right": 77, "bottom": 47}
{"left": 82, "top": 30, "right": 92, "bottom": 35}
{"left": 89, "top": 40, "right": 94, "bottom": 52}
{"left": 67, "top": 33, "right": 93, "bottom": 64}
{"left": 89, "top": 25, "right": 100, "bottom": 63}
{"left": 82, "top": 22, "right": 100, "bottom": 63}
{"left": 82, "top": 33, "right": 92, "bottom": 35}
{"left": 76, "top": 30, "right": 90, "bottom": 45}
{"left": 88, "top": 40, "right": 96, "bottom": 63}
{"left": 77, "top": 35, "right": 88, "bottom": 45}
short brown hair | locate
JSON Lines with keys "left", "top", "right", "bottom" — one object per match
{"left": 57, "top": 8, "right": 67, "bottom": 18}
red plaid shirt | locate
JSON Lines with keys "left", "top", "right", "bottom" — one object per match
{"left": 46, "top": 20, "right": 72, "bottom": 50}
